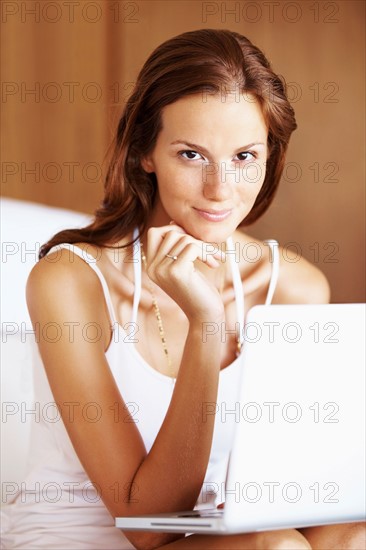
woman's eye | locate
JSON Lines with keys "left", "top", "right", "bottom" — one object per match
{"left": 180, "top": 150, "right": 202, "bottom": 161}
{"left": 179, "top": 150, "right": 257, "bottom": 162}
{"left": 236, "top": 151, "right": 256, "bottom": 162}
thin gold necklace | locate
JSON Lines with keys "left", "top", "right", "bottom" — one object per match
{"left": 140, "top": 244, "right": 174, "bottom": 380}
{"left": 140, "top": 244, "right": 241, "bottom": 374}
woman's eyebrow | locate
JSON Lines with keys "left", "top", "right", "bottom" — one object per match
{"left": 170, "top": 140, "right": 266, "bottom": 155}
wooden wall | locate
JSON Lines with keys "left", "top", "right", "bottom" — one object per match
{"left": 2, "top": 0, "right": 365, "bottom": 302}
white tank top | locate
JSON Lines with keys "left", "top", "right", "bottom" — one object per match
{"left": 2, "top": 235, "right": 279, "bottom": 550}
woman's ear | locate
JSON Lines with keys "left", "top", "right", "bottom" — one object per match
{"left": 141, "top": 155, "right": 155, "bottom": 173}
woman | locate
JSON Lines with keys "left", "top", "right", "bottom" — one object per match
{"left": 4, "top": 29, "right": 365, "bottom": 550}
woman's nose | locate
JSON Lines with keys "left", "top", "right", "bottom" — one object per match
{"left": 202, "top": 161, "right": 237, "bottom": 201}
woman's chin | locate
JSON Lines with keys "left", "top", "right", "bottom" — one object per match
{"left": 180, "top": 220, "right": 237, "bottom": 246}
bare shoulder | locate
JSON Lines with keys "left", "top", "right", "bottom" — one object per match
{"left": 26, "top": 247, "right": 111, "bottom": 348}
{"left": 235, "top": 231, "right": 330, "bottom": 305}
{"left": 27, "top": 247, "right": 102, "bottom": 307}
{"left": 277, "top": 250, "right": 330, "bottom": 304}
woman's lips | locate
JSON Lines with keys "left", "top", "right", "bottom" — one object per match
{"left": 193, "top": 207, "right": 232, "bottom": 222}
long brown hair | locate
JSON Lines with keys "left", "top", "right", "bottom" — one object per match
{"left": 39, "top": 29, "right": 297, "bottom": 259}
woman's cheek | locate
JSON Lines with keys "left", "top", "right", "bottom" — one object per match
{"left": 157, "top": 164, "right": 185, "bottom": 192}
{"left": 241, "top": 161, "right": 265, "bottom": 187}
{"left": 242, "top": 166, "right": 266, "bottom": 202}
{"left": 166, "top": 168, "right": 199, "bottom": 198}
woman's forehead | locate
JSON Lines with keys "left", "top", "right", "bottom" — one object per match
{"left": 158, "top": 93, "right": 268, "bottom": 147}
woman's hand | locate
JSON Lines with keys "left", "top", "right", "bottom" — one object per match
{"left": 145, "top": 223, "right": 226, "bottom": 323}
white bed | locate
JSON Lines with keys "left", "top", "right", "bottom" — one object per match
{"left": 1, "top": 198, "right": 91, "bottom": 488}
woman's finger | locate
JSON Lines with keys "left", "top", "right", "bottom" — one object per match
{"left": 147, "top": 228, "right": 225, "bottom": 269}
{"left": 145, "top": 225, "right": 186, "bottom": 265}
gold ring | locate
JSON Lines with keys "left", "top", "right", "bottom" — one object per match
{"left": 166, "top": 254, "right": 178, "bottom": 261}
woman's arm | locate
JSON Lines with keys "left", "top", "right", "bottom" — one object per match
{"left": 26, "top": 247, "right": 224, "bottom": 550}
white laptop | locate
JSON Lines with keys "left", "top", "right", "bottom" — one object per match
{"left": 116, "top": 303, "right": 366, "bottom": 534}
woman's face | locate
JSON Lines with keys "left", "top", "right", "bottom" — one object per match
{"left": 142, "top": 92, "right": 268, "bottom": 244}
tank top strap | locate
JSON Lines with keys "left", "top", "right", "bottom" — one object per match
{"left": 226, "top": 237, "right": 245, "bottom": 350}
{"left": 227, "top": 237, "right": 280, "bottom": 350}
{"left": 263, "top": 239, "right": 280, "bottom": 305}
{"left": 46, "top": 243, "right": 118, "bottom": 327}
